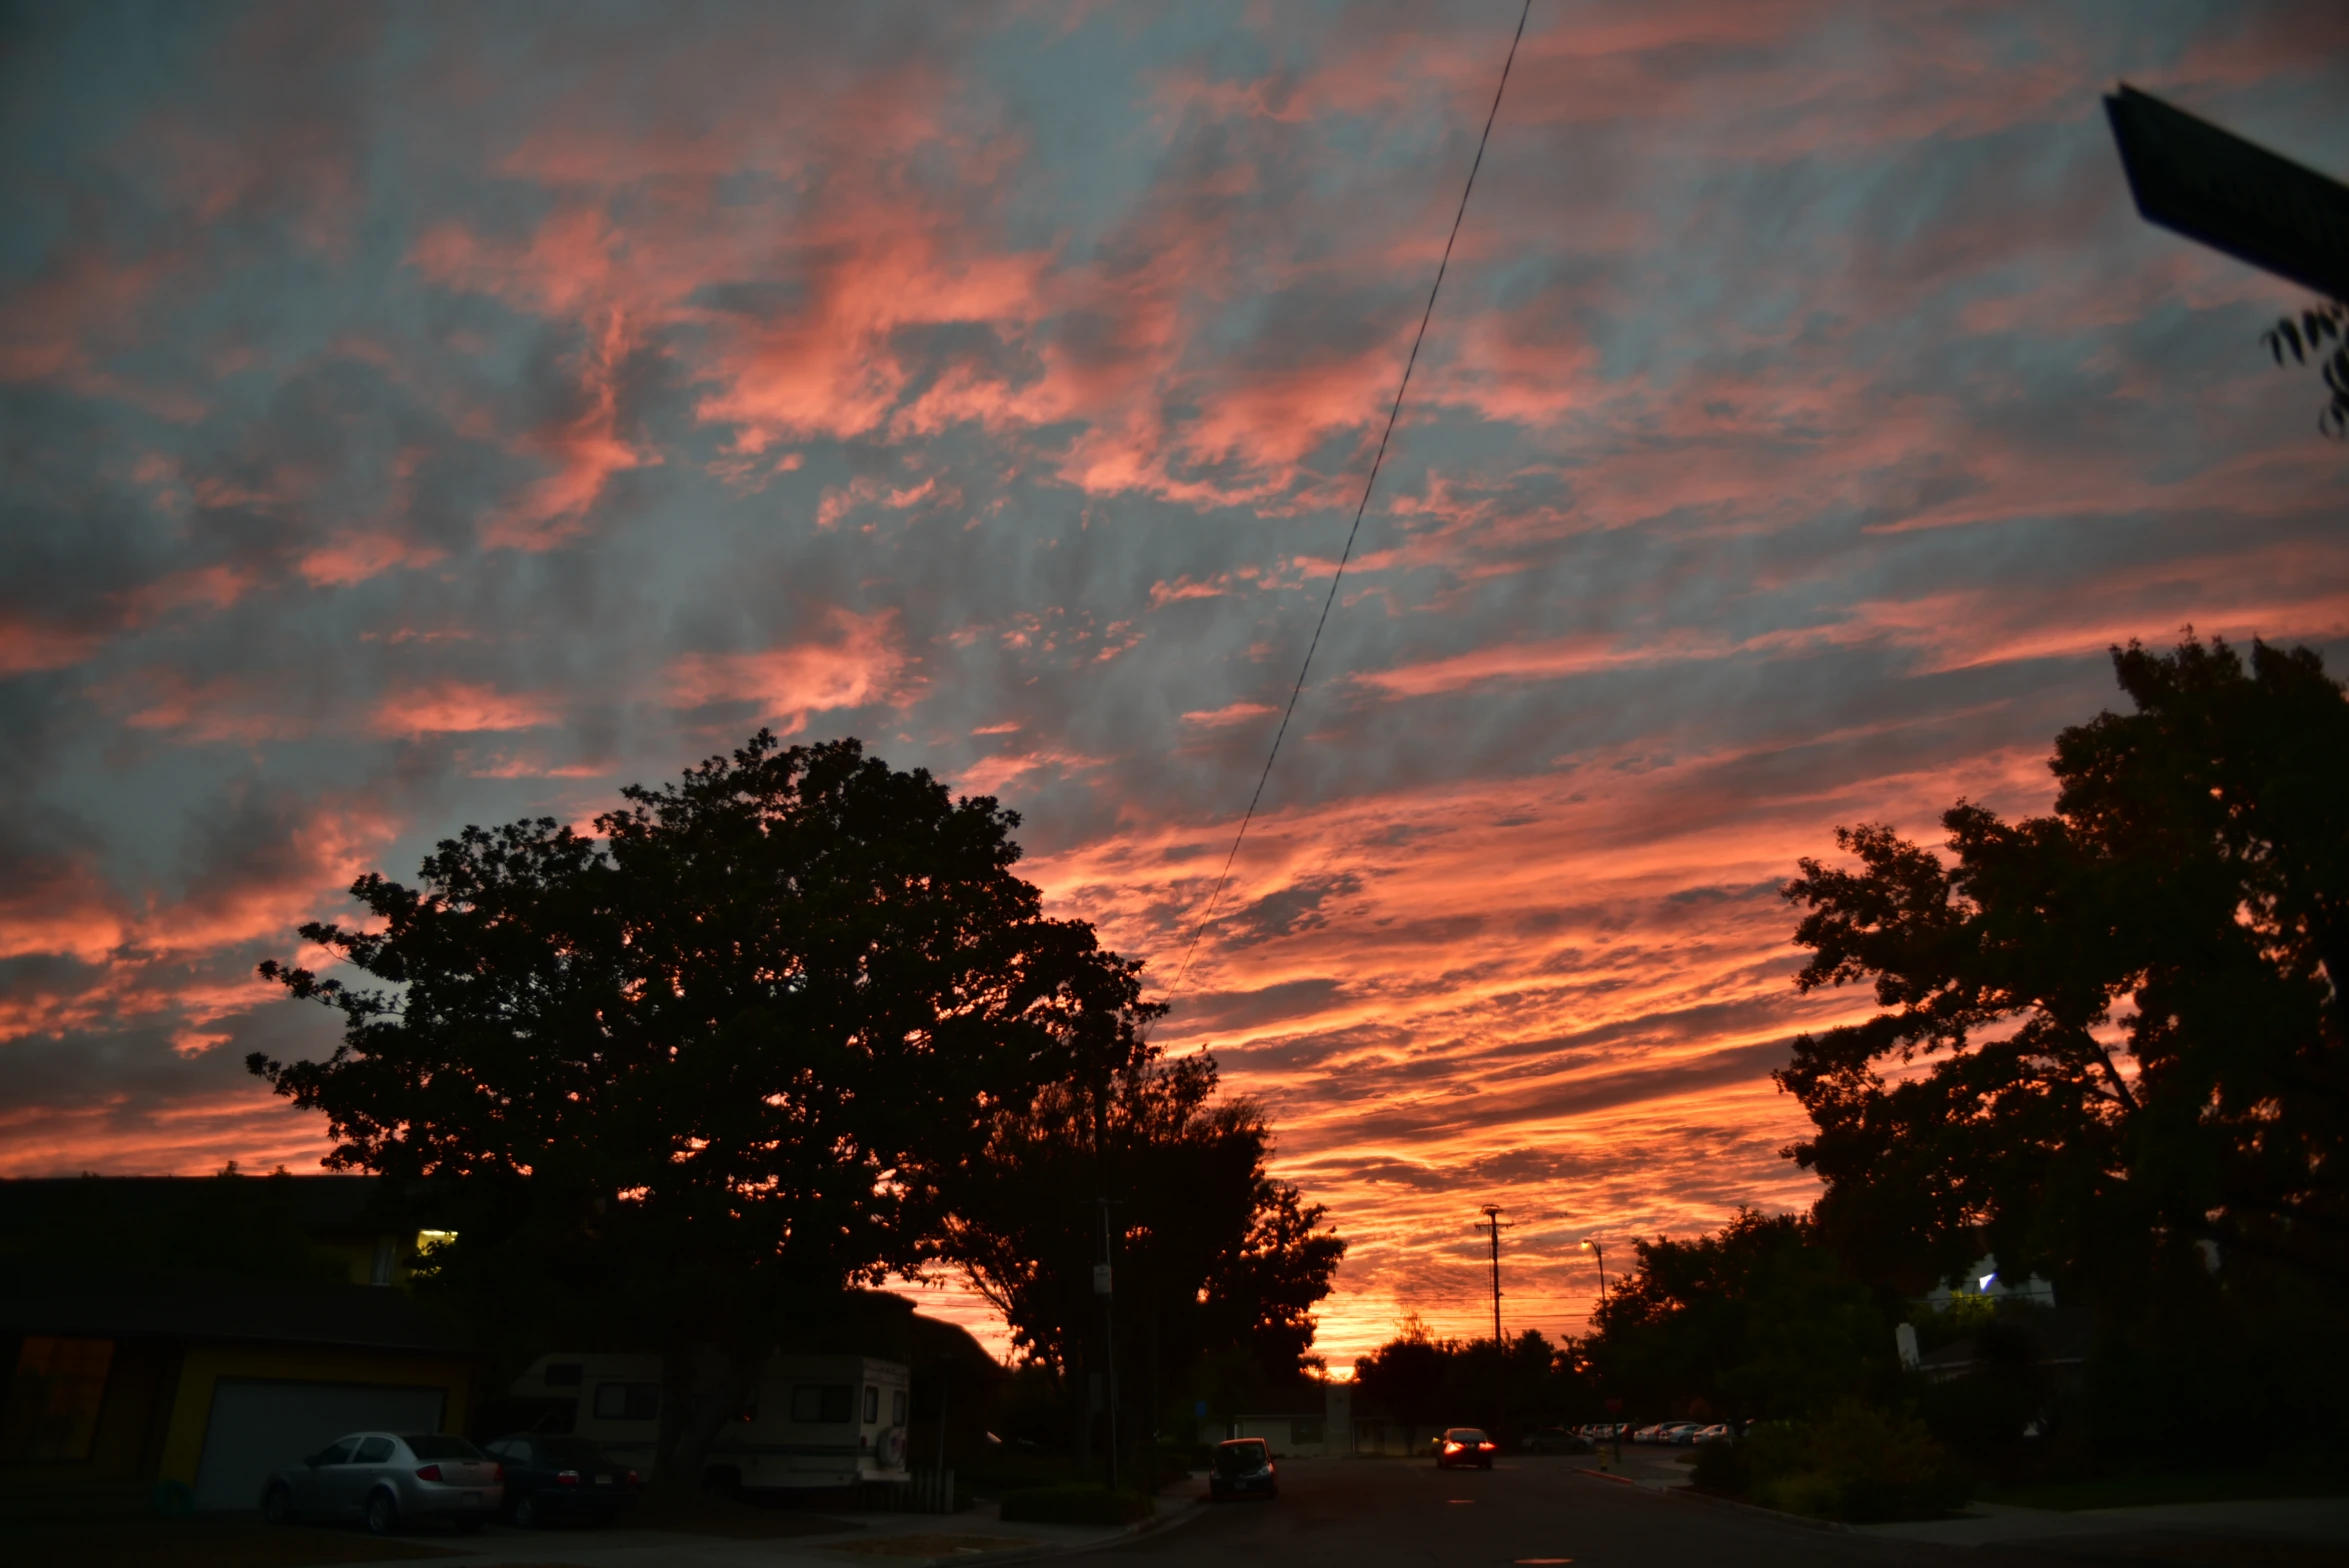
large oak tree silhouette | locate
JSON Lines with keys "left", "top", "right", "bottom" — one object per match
{"left": 253, "top": 732, "right": 1155, "bottom": 1483}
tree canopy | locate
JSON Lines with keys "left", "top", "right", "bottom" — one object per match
{"left": 1351, "top": 1318, "right": 1574, "bottom": 1440}
{"left": 2263, "top": 299, "right": 2349, "bottom": 440}
{"left": 1582, "top": 1209, "right": 1889, "bottom": 1424}
{"left": 939, "top": 1049, "right": 1344, "bottom": 1422}
{"left": 251, "top": 732, "right": 1155, "bottom": 1478}
{"left": 1777, "top": 637, "right": 2349, "bottom": 1297}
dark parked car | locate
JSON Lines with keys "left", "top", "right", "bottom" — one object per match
{"left": 262, "top": 1432, "right": 502, "bottom": 1534}
{"left": 1209, "top": 1437, "right": 1278, "bottom": 1501}
{"left": 1522, "top": 1426, "right": 1592, "bottom": 1454}
{"left": 481, "top": 1433, "right": 641, "bottom": 1527}
{"left": 1436, "top": 1427, "right": 1496, "bottom": 1469}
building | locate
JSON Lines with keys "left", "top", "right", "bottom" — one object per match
{"left": 0, "top": 1264, "right": 477, "bottom": 1516}
{"left": 1198, "top": 1381, "right": 1353, "bottom": 1456}
{"left": 0, "top": 1173, "right": 475, "bottom": 1517}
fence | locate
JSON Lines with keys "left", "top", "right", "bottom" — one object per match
{"left": 902, "top": 1467, "right": 957, "bottom": 1514}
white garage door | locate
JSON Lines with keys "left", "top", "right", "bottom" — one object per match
{"left": 193, "top": 1378, "right": 446, "bottom": 1512}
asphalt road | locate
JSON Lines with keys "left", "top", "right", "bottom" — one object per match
{"left": 1104, "top": 1456, "right": 2343, "bottom": 1568}
{"left": 1105, "top": 1456, "right": 1963, "bottom": 1568}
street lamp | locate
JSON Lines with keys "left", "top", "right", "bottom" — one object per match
{"left": 1580, "top": 1238, "right": 1607, "bottom": 1299}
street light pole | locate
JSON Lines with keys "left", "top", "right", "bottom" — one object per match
{"left": 1580, "top": 1238, "right": 1607, "bottom": 1299}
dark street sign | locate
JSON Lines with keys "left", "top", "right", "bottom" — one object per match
{"left": 2105, "top": 83, "right": 2349, "bottom": 301}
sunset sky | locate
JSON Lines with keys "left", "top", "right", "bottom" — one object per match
{"left": 3, "top": 1, "right": 2346, "bottom": 1369}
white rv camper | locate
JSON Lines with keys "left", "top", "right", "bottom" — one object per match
{"left": 507, "top": 1350, "right": 912, "bottom": 1493}
{"left": 508, "top": 1352, "right": 665, "bottom": 1470}
{"left": 706, "top": 1354, "right": 911, "bottom": 1492}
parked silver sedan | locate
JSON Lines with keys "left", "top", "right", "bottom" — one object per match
{"left": 262, "top": 1431, "right": 503, "bottom": 1534}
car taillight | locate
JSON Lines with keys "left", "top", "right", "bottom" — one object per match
{"left": 557, "top": 1468, "right": 581, "bottom": 1486}
{"left": 492, "top": 1463, "right": 504, "bottom": 1482}
{"left": 1442, "top": 1441, "right": 1462, "bottom": 1452}
{"left": 1478, "top": 1442, "right": 1495, "bottom": 1451}
{"left": 415, "top": 1464, "right": 442, "bottom": 1481}
{"left": 626, "top": 1469, "right": 640, "bottom": 1486}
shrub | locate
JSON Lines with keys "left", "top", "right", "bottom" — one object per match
{"left": 997, "top": 1485, "right": 1154, "bottom": 1526}
{"left": 1690, "top": 1438, "right": 1740, "bottom": 1493}
{"left": 1694, "top": 1404, "right": 1969, "bottom": 1523}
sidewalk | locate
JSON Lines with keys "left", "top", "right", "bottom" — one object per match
{"left": 270, "top": 1491, "right": 1201, "bottom": 1568}
{"left": 1853, "top": 1496, "right": 2349, "bottom": 1550}
{"left": 1574, "top": 1453, "right": 2349, "bottom": 1552}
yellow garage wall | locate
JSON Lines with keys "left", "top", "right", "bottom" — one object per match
{"left": 156, "top": 1344, "right": 474, "bottom": 1488}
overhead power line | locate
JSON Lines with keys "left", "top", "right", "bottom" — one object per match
{"left": 1160, "top": 0, "right": 1533, "bottom": 1009}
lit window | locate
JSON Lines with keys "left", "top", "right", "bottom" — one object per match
{"left": 415, "top": 1229, "right": 458, "bottom": 1254}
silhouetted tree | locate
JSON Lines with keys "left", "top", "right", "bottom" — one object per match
{"left": 939, "top": 1050, "right": 1344, "bottom": 1437}
{"left": 1778, "top": 636, "right": 2349, "bottom": 1299}
{"left": 2263, "top": 299, "right": 2349, "bottom": 438}
{"left": 1352, "top": 1318, "right": 1578, "bottom": 1443}
{"left": 1582, "top": 1209, "right": 1889, "bottom": 1424}
{"left": 1351, "top": 1316, "right": 1449, "bottom": 1443}
{"left": 250, "top": 733, "right": 1153, "bottom": 1484}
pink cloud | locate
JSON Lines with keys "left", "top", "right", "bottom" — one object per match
{"left": 664, "top": 610, "right": 910, "bottom": 732}
{"left": 0, "top": 619, "right": 104, "bottom": 676}
{"left": 372, "top": 681, "right": 558, "bottom": 737}
{"left": 120, "top": 564, "right": 258, "bottom": 626}
{"left": 0, "top": 247, "right": 175, "bottom": 386}
{"left": 0, "top": 805, "right": 399, "bottom": 1056}
{"left": 484, "top": 309, "right": 656, "bottom": 551}
{"left": 1181, "top": 700, "right": 1276, "bottom": 728}
{"left": 0, "top": 1092, "right": 334, "bottom": 1180}
{"left": 297, "top": 532, "right": 449, "bottom": 587}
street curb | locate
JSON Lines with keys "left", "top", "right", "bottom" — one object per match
{"left": 1569, "top": 1465, "right": 1849, "bottom": 1534}
{"left": 1662, "top": 1482, "right": 1850, "bottom": 1534}
{"left": 932, "top": 1498, "right": 1208, "bottom": 1568}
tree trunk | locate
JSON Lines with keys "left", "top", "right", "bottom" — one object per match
{"left": 657, "top": 1342, "right": 770, "bottom": 1491}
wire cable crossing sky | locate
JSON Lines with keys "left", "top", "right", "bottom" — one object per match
{"left": 1161, "top": 0, "right": 1534, "bottom": 1011}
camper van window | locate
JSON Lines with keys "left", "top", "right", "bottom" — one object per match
{"left": 594, "top": 1382, "right": 661, "bottom": 1421}
{"left": 546, "top": 1363, "right": 583, "bottom": 1387}
{"left": 791, "top": 1384, "right": 856, "bottom": 1423}
{"left": 893, "top": 1390, "right": 908, "bottom": 1426}
{"left": 864, "top": 1386, "right": 880, "bottom": 1423}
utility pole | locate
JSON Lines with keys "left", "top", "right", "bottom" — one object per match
{"left": 1095, "top": 1198, "right": 1119, "bottom": 1492}
{"left": 1478, "top": 1205, "right": 1509, "bottom": 1343}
